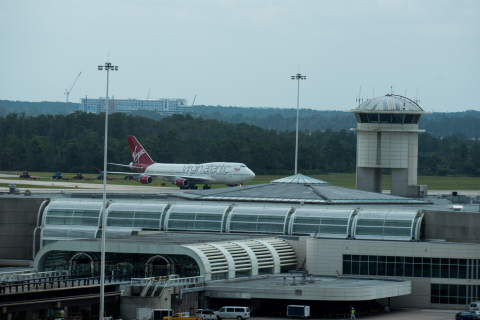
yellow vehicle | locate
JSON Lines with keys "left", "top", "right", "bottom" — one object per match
{"left": 163, "top": 312, "right": 201, "bottom": 320}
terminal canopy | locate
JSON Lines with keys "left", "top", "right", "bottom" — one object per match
{"left": 353, "top": 210, "right": 424, "bottom": 241}
{"left": 226, "top": 206, "right": 292, "bottom": 234}
{"left": 288, "top": 208, "right": 355, "bottom": 238}
{"left": 165, "top": 205, "right": 230, "bottom": 232}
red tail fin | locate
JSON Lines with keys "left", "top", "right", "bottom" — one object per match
{"left": 127, "top": 136, "right": 155, "bottom": 165}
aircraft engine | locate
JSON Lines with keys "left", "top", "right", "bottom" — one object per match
{"left": 175, "top": 178, "right": 189, "bottom": 187}
{"left": 138, "top": 176, "right": 153, "bottom": 184}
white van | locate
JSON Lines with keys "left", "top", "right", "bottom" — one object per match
{"left": 215, "top": 307, "right": 250, "bottom": 320}
{"left": 469, "top": 301, "right": 480, "bottom": 311}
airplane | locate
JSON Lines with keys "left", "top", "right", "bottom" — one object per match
{"left": 96, "top": 135, "right": 256, "bottom": 189}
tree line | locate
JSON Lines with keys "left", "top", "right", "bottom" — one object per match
{"left": 0, "top": 111, "right": 478, "bottom": 177}
{"left": 2, "top": 100, "right": 480, "bottom": 138}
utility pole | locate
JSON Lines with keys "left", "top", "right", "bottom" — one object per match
{"left": 291, "top": 73, "right": 306, "bottom": 175}
{"left": 97, "top": 61, "right": 118, "bottom": 320}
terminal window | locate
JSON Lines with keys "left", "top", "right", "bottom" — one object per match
{"left": 343, "top": 255, "right": 478, "bottom": 279}
{"left": 431, "top": 284, "right": 480, "bottom": 305}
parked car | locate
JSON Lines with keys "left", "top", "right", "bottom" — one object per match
{"left": 196, "top": 310, "right": 216, "bottom": 320}
{"left": 215, "top": 307, "right": 250, "bottom": 320}
{"left": 456, "top": 312, "right": 475, "bottom": 320}
{"left": 471, "top": 311, "right": 480, "bottom": 320}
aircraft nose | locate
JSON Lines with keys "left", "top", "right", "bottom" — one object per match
{"left": 248, "top": 168, "right": 255, "bottom": 178}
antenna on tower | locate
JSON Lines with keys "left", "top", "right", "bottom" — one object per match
{"left": 357, "top": 86, "right": 362, "bottom": 105}
{"left": 147, "top": 88, "right": 150, "bottom": 100}
{"left": 391, "top": 86, "right": 393, "bottom": 94}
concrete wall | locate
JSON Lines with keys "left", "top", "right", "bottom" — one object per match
{"left": 121, "top": 285, "right": 199, "bottom": 318}
{"left": 283, "top": 236, "right": 307, "bottom": 270}
{"left": 0, "top": 197, "right": 47, "bottom": 261}
{"left": 424, "top": 210, "right": 480, "bottom": 243}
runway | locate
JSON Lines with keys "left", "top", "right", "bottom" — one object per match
{"left": 0, "top": 176, "right": 186, "bottom": 194}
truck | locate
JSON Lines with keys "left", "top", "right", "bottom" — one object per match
{"left": 195, "top": 310, "right": 216, "bottom": 320}
{"left": 163, "top": 312, "right": 201, "bottom": 320}
{"left": 287, "top": 305, "right": 310, "bottom": 319}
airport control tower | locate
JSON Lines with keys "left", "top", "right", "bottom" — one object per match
{"left": 346, "top": 94, "right": 431, "bottom": 197}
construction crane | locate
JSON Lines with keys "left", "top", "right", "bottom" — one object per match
{"left": 65, "top": 72, "right": 82, "bottom": 115}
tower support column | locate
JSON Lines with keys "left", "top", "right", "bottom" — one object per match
{"left": 356, "top": 167, "right": 382, "bottom": 193}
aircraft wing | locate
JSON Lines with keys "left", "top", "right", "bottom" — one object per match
{"left": 148, "top": 173, "right": 211, "bottom": 183}
{"left": 98, "top": 169, "right": 211, "bottom": 183}
{"left": 108, "top": 162, "right": 144, "bottom": 170}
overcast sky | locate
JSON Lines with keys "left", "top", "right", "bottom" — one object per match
{"left": 0, "top": 0, "right": 478, "bottom": 112}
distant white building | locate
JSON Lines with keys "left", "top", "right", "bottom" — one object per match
{"left": 79, "top": 97, "right": 191, "bottom": 114}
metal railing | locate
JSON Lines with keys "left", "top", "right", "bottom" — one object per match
{"left": 0, "top": 272, "right": 135, "bottom": 294}
{"left": 0, "top": 270, "right": 68, "bottom": 282}
{"left": 129, "top": 276, "right": 204, "bottom": 298}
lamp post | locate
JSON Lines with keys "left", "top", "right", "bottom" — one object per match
{"left": 291, "top": 73, "right": 306, "bottom": 175}
{"left": 97, "top": 62, "right": 118, "bottom": 320}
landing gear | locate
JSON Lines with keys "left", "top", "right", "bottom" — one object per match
{"left": 203, "top": 185, "right": 211, "bottom": 190}
{"left": 188, "top": 185, "right": 198, "bottom": 190}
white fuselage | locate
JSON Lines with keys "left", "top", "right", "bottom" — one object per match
{"left": 141, "top": 162, "right": 255, "bottom": 185}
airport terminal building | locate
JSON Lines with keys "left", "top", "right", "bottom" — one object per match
{"left": 1, "top": 173, "right": 480, "bottom": 318}
{"left": 1, "top": 95, "right": 480, "bottom": 318}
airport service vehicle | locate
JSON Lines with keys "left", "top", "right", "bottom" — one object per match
{"left": 456, "top": 312, "right": 475, "bottom": 320}
{"left": 103, "top": 135, "right": 255, "bottom": 190}
{"left": 72, "top": 173, "right": 86, "bottom": 180}
{"left": 52, "top": 172, "right": 63, "bottom": 180}
{"left": 19, "top": 171, "right": 31, "bottom": 178}
{"left": 163, "top": 312, "right": 201, "bottom": 320}
{"left": 470, "top": 301, "right": 480, "bottom": 311}
{"left": 196, "top": 310, "right": 216, "bottom": 320}
{"left": 215, "top": 307, "right": 250, "bottom": 320}
{"left": 472, "top": 311, "right": 480, "bottom": 320}
{"left": 287, "top": 305, "right": 310, "bottom": 319}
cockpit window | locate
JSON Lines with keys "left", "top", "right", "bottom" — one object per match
{"left": 240, "top": 165, "right": 246, "bottom": 167}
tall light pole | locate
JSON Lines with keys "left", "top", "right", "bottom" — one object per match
{"left": 291, "top": 73, "right": 306, "bottom": 175}
{"left": 97, "top": 62, "right": 118, "bottom": 320}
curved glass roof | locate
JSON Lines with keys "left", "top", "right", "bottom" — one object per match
{"left": 353, "top": 210, "right": 423, "bottom": 241}
{"left": 354, "top": 95, "right": 423, "bottom": 112}
{"left": 288, "top": 208, "right": 355, "bottom": 238}
{"left": 226, "top": 206, "right": 292, "bottom": 235}
{"left": 43, "top": 201, "right": 103, "bottom": 227}
{"left": 165, "top": 205, "right": 229, "bottom": 232}
{"left": 106, "top": 203, "right": 168, "bottom": 229}
{"left": 270, "top": 173, "right": 328, "bottom": 185}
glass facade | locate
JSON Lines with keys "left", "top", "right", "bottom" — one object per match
{"left": 431, "top": 284, "right": 480, "bottom": 305}
{"left": 44, "top": 201, "right": 103, "bottom": 227}
{"left": 343, "top": 255, "right": 480, "bottom": 280}
{"left": 41, "top": 201, "right": 103, "bottom": 247}
{"left": 353, "top": 210, "right": 422, "bottom": 241}
{"left": 165, "top": 205, "right": 229, "bottom": 232}
{"left": 43, "top": 250, "right": 200, "bottom": 279}
{"left": 226, "top": 207, "right": 291, "bottom": 234}
{"left": 79, "top": 97, "right": 190, "bottom": 114}
{"left": 355, "top": 113, "right": 421, "bottom": 124}
{"left": 106, "top": 203, "right": 168, "bottom": 229}
{"left": 288, "top": 208, "right": 355, "bottom": 238}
